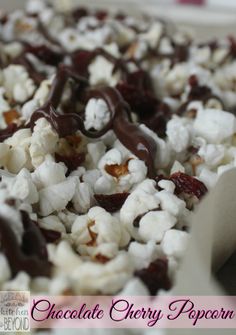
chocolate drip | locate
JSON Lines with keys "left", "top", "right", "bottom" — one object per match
{"left": 0, "top": 211, "right": 51, "bottom": 278}
{"left": 30, "top": 65, "right": 156, "bottom": 176}
{"left": 86, "top": 87, "right": 157, "bottom": 177}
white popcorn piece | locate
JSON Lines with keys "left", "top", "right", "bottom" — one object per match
{"left": 71, "top": 253, "right": 133, "bottom": 294}
{"left": 87, "top": 141, "right": 106, "bottom": 167}
{"left": 161, "top": 229, "right": 189, "bottom": 259}
{"left": 98, "top": 148, "right": 123, "bottom": 171}
{"left": 198, "top": 168, "right": 218, "bottom": 189}
{"left": 194, "top": 109, "right": 236, "bottom": 144}
{"left": 119, "top": 278, "right": 149, "bottom": 296}
{"left": 2, "top": 65, "right": 36, "bottom": 103}
{"left": 85, "top": 99, "right": 110, "bottom": 131}
{"left": 140, "top": 22, "right": 163, "bottom": 49}
{"left": 29, "top": 118, "right": 59, "bottom": 167}
{"left": 158, "top": 180, "right": 175, "bottom": 193}
{"left": 157, "top": 190, "right": 186, "bottom": 217}
{"left": 32, "top": 159, "right": 67, "bottom": 190}
{"left": 38, "top": 215, "right": 66, "bottom": 234}
{"left": 6, "top": 147, "right": 29, "bottom": 174}
{"left": 198, "top": 144, "right": 225, "bottom": 167}
{"left": 72, "top": 206, "right": 129, "bottom": 248}
{"left": 94, "top": 175, "right": 116, "bottom": 194}
{"left": 139, "top": 210, "right": 177, "bottom": 243}
{"left": 34, "top": 79, "right": 53, "bottom": 106}
{"left": 171, "top": 160, "right": 186, "bottom": 174}
{"left": 120, "top": 179, "right": 160, "bottom": 234}
{"left": 22, "top": 98, "right": 40, "bottom": 121}
{"left": 166, "top": 117, "right": 191, "bottom": 153}
{"left": 48, "top": 240, "right": 82, "bottom": 272}
{"left": 39, "top": 176, "right": 77, "bottom": 216}
{"left": 72, "top": 181, "right": 93, "bottom": 213}
{"left": 0, "top": 143, "right": 10, "bottom": 168}
{"left": 7, "top": 168, "right": 39, "bottom": 204}
{"left": 88, "top": 56, "right": 121, "bottom": 86}
{"left": 128, "top": 240, "right": 162, "bottom": 270}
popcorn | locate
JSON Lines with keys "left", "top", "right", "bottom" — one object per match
{"left": 161, "top": 229, "right": 189, "bottom": 259}
{"left": 6, "top": 168, "right": 38, "bottom": 204}
{"left": 140, "top": 22, "right": 163, "bottom": 49}
{"left": 39, "top": 176, "right": 77, "bottom": 216}
{"left": 38, "top": 215, "right": 66, "bottom": 234}
{"left": 71, "top": 253, "right": 133, "bottom": 294}
{"left": 72, "top": 181, "right": 93, "bottom": 213}
{"left": 32, "top": 158, "right": 67, "bottom": 190}
{"left": 30, "top": 118, "right": 59, "bottom": 167}
{"left": 72, "top": 206, "right": 129, "bottom": 248}
{"left": 166, "top": 117, "right": 191, "bottom": 153}
{"left": 157, "top": 190, "right": 186, "bottom": 217}
{"left": 194, "top": 109, "right": 236, "bottom": 144}
{"left": 88, "top": 56, "right": 121, "bottom": 86}
{"left": 120, "top": 179, "right": 160, "bottom": 234}
{"left": 138, "top": 210, "right": 176, "bottom": 243}
{"left": 198, "top": 144, "right": 225, "bottom": 167}
{"left": 128, "top": 240, "right": 162, "bottom": 270}
{"left": 157, "top": 180, "right": 175, "bottom": 193}
{"left": 85, "top": 99, "right": 110, "bottom": 131}
{"left": 2, "top": 65, "right": 36, "bottom": 103}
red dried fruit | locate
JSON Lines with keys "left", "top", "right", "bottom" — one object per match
{"left": 95, "top": 10, "right": 108, "bottom": 21}
{"left": 116, "top": 82, "right": 157, "bottom": 118}
{"left": 188, "top": 74, "right": 199, "bottom": 87}
{"left": 72, "top": 7, "right": 88, "bottom": 21}
{"left": 229, "top": 36, "right": 236, "bottom": 58}
{"left": 188, "top": 85, "right": 212, "bottom": 101}
{"left": 39, "top": 228, "right": 61, "bottom": 243}
{"left": 55, "top": 152, "right": 85, "bottom": 173}
{"left": 170, "top": 172, "right": 208, "bottom": 199}
{"left": 25, "top": 45, "right": 63, "bottom": 66}
{"left": 135, "top": 259, "right": 171, "bottom": 295}
{"left": 71, "top": 50, "right": 95, "bottom": 77}
{"left": 126, "top": 70, "right": 153, "bottom": 91}
{"left": 94, "top": 193, "right": 130, "bottom": 213}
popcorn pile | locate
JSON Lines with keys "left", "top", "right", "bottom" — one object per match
{"left": 0, "top": 0, "right": 236, "bottom": 300}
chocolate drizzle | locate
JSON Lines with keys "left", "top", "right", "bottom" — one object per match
{"left": 30, "top": 66, "right": 157, "bottom": 177}
{"left": 0, "top": 211, "right": 51, "bottom": 278}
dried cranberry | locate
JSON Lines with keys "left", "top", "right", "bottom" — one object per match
{"left": 188, "top": 85, "right": 212, "bottom": 101}
{"left": 116, "top": 82, "right": 156, "bottom": 117}
{"left": 94, "top": 193, "right": 130, "bottom": 213}
{"left": 188, "top": 74, "right": 199, "bottom": 87}
{"left": 126, "top": 70, "right": 153, "bottom": 91}
{"left": 172, "top": 44, "right": 189, "bottom": 64}
{"left": 25, "top": 45, "right": 63, "bottom": 66}
{"left": 95, "top": 10, "right": 108, "bottom": 21}
{"left": 229, "top": 36, "right": 236, "bottom": 58}
{"left": 170, "top": 172, "right": 208, "bottom": 199}
{"left": 55, "top": 152, "right": 85, "bottom": 173}
{"left": 72, "top": 7, "right": 88, "bottom": 21}
{"left": 143, "top": 102, "right": 172, "bottom": 138}
{"left": 39, "top": 228, "right": 61, "bottom": 243}
{"left": 71, "top": 50, "right": 95, "bottom": 77}
{"left": 135, "top": 259, "right": 171, "bottom": 295}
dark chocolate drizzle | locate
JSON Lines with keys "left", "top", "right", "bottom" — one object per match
{"left": 30, "top": 64, "right": 157, "bottom": 177}
{"left": 0, "top": 211, "right": 51, "bottom": 278}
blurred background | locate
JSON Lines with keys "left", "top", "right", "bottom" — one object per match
{"left": 1, "top": 0, "right": 236, "bottom": 294}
